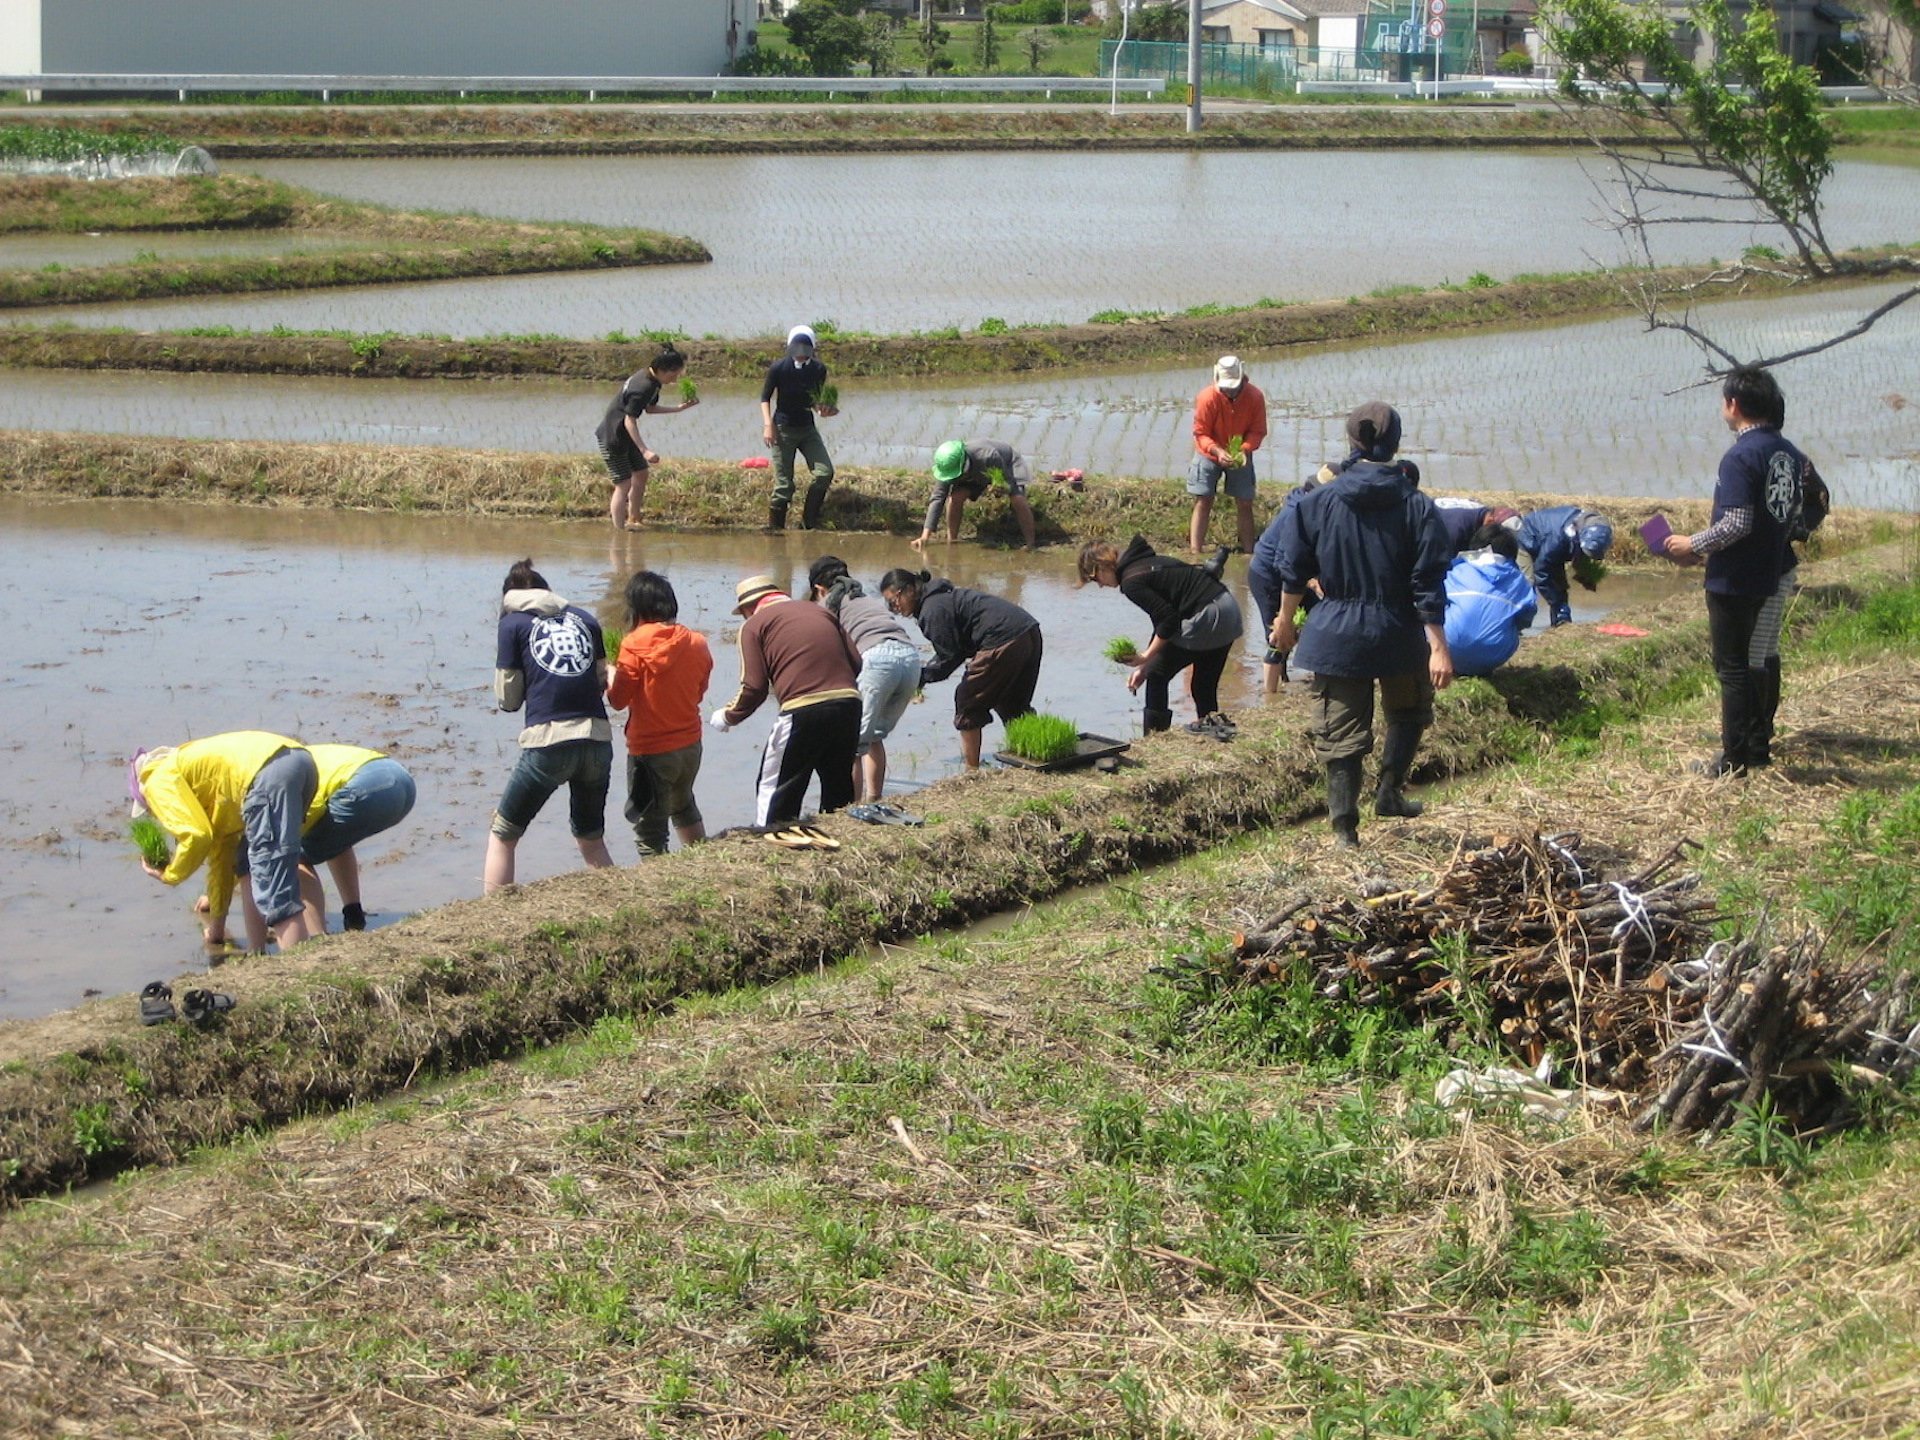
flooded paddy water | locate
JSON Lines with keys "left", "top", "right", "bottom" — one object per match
{"left": 0, "top": 228, "right": 380, "bottom": 270}
{"left": 5, "top": 150, "right": 1920, "bottom": 337}
{"left": 0, "top": 494, "right": 1684, "bottom": 1021}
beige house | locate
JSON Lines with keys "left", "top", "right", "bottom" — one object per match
{"left": 1199, "top": 0, "right": 1312, "bottom": 49}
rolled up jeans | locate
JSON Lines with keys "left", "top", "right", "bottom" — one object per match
{"left": 242, "top": 746, "right": 320, "bottom": 927}
{"left": 302, "top": 757, "right": 416, "bottom": 864}
{"left": 856, "top": 638, "right": 922, "bottom": 754}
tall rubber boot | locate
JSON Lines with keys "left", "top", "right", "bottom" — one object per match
{"left": 765, "top": 502, "right": 788, "bottom": 534}
{"left": 1326, "top": 757, "right": 1362, "bottom": 848}
{"left": 1750, "top": 656, "right": 1781, "bottom": 767}
{"left": 1374, "top": 721, "right": 1426, "bottom": 818}
{"left": 800, "top": 479, "right": 831, "bottom": 530}
{"left": 1142, "top": 707, "right": 1173, "bottom": 734}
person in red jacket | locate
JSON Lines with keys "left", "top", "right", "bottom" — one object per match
{"left": 1188, "top": 354, "right": 1268, "bottom": 557}
{"left": 605, "top": 570, "right": 714, "bottom": 857}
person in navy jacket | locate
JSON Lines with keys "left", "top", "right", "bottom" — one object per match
{"left": 1270, "top": 402, "right": 1454, "bottom": 846}
{"left": 1517, "top": 504, "right": 1614, "bottom": 627}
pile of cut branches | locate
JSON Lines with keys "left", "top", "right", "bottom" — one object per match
{"left": 1160, "top": 832, "right": 1918, "bottom": 1134}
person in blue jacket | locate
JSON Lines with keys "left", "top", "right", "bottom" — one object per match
{"left": 1444, "top": 523, "right": 1538, "bottom": 676}
{"left": 1270, "top": 402, "right": 1454, "bottom": 846}
{"left": 1248, "top": 478, "right": 1319, "bottom": 693}
{"left": 1517, "top": 504, "right": 1614, "bottom": 627}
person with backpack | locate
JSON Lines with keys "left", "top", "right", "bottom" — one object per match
{"left": 1663, "top": 366, "right": 1817, "bottom": 774}
{"left": 1076, "top": 536, "right": 1243, "bottom": 735}
{"left": 912, "top": 438, "right": 1039, "bottom": 551}
{"left": 1269, "top": 402, "right": 1453, "bottom": 847}
{"left": 593, "top": 344, "right": 699, "bottom": 531}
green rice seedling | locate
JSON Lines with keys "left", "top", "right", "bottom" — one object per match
{"left": 1103, "top": 636, "right": 1142, "bottom": 664}
{"left": 1003, "top": 712, "right": 1079, "bottom": 764}
{"left": 813, "top": 381, "right": 840, "bottom": 411}
{"left": 129, "top": 815, "right": 170, "bottom": 868}
{"left": 678, "top": 377, "right": 698, "bottom": 404}
{"left": 1225, "top": 434, "right": 1246, "bottom": 466}
{"left": 602, "top": 625, "right": 625, "bottom": 661}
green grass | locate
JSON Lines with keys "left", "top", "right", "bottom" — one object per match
{"left": 128, "top": 815, "right": 169, "bottom": 868}
{"left": 0, "top": 123, "right": 180, "bottom": 165}
{"left": 1002, "top": 710, "right": 1079, "bottom": 763}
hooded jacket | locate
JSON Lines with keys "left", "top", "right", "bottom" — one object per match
{"left": 1444, "top": 550, "right": 1538, "bottom": 676}
{"left": 136, "top": 730, "right": 307, "bottom": 926}
{"left": 607, "top": 622, "right": 713, "bottom": 756}
{"left": 1114, "top": 535, "right": 1231, "bottom": 642}
{"left": 1274, "top": 460, "right": 1450, "bottom": 679}
{"left": 1516, "top": 506, "right": 1608, "bottom": 620}
{"left": 913, "top": 579, "right": 1040, "bottom": 684}
{"left": 495, "top": 588, "right": 610, "bottom": 749}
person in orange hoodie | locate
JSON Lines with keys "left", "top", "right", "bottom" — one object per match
{"left": 605, "top": 570, "right": 714, "bottom": 857}
{"left": 1188, "top": 354, "right": 1268, "bottom": 558}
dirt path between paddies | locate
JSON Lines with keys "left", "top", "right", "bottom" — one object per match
{"left": 1, "top": 558, "right": 1916, "bottom": 1438}
{"left": 0, "top": 539, "right": 1912, "bottom": 1210}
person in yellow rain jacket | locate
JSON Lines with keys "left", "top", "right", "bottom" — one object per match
{"left": 297, "top": 744, "right": 417, "bottom": 934}
{"left": 131, "top": 731, "right": 318, "bottom": 953}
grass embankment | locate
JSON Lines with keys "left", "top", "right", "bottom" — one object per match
{"left": 2, "top": 553, "right": 1917, "bottom": 1437}
{"left": 3, "top": 428, "right": 1906, "bottom": 568}
{"left": 0, "top": 173, "right": 708, "bottom": 307}
{"left": 7, "top": 246, "right": 1917, "bottom": 380}
{"left": 1, "top": 538, "right": 1913, "bottom": 1212}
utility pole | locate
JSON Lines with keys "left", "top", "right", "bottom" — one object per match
{"left": 1187, "top": 0, "right": 1203, "bottom": 131}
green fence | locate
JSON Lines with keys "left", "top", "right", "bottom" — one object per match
{"left": 1100, "top": 34, "right": 1477, "bottom": 89}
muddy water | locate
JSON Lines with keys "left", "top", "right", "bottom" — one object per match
{"left": 0, "top": 494, "right": 1685, "bottom": 1021}
{"left": 5, "top": 150, "right": 1920, "bottom": 337}
{"left": 0, "top": 229, "right": 377, "bottom": 269}
{"left": 4, "top": 282, "right": 1915, "bottom": 507}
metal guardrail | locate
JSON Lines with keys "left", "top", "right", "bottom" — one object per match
{"left": 0, "top": 73, "right": 1167, "bottom": 100}
{"left": 1299, "top": 77, "right": 1890, "bottom": 100}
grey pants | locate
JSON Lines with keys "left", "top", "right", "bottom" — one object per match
{"left": 1307, "top": 671, "right": 1434, "bottom": 762}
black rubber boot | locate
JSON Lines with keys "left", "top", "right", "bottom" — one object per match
{"left": 1202, "top": 544, "right": 1231, "bottom": 579}
{"left": 765, "top": 502, "right": 788, "bottom": 533}
{"left": 1142, "top": 707, "right": 1174, "bottom": 734}
{"left": 1326, "top": 757, "right": 1362, "bottom": 847}
{"left": 342, "top": 902, "right": 367, "bottom": 932}
{"left": 1750, "top": 656, "right": 1781, "bottom": 767}
{"left": 1374, "top": 721, "right": 1426, "bottom": 818}
{"left": 800, "top": 480, "right": 832, "bottom": 529}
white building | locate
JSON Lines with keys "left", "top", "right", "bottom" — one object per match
{"left": 0, "top": 0, "right": 752, "bottom": 79}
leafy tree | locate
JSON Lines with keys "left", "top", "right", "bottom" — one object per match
{"left": 973, "top": 8, "right": 1002, "bottom": 70}
{"left": 1543, "top": 0, "right": 1918, "bottom": 374}
{"left": 917, "top": 11, "right": 953, "bottom": 71}
{"left": 862, "top": 13, "right": 899, "bottom": 77}
{"left": 1020, "top": 26, "right": 1056, "bottom": 71}
{"left": 1108, "top": 3, "right": 1191, "bottom": 42}
{"left": 785, "top": 0, "right": 868, "bottom": 75}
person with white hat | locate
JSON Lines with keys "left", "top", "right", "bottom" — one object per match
{"left": 711, "top": 574, "right": 864, "bottom": 826}
{"left": 759, "top": 324, "right": 839, "bottom": 532}
{"left": 1188, "top": 355, "right": 1268, "bottom": 558}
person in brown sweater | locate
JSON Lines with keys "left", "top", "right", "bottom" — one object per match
{"left": 710, "top": 574, "right": 863, "bottom": 826}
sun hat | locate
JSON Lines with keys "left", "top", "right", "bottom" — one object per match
{"left": 1578, "top": 521, "right": 1614, "bottom": 559}
{"left": 1345, "top": 401, "right": 1403, "bottom": 462}
{"left": 733, "top": 574, "right": 785, "bottom": 615}
{"left": 1213, "top": 355, "right": 1245, "bottom": 389}
{"left": 786, "top": 324, "right": 817, "bottom": 353}
{"left": 932, "top": 439, "right": 967, "bottom": 483}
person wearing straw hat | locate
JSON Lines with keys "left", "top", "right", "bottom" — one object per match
{"left": 759, "top": 324, "right": 838, "bottom": 532}
{"left": 1188, "top": 355, "right": 1267, "bottom": 558}
{"left": 912, "top": 438, "right": 1039, "bottom": 551}
{"left": 711, "top": 574, "right": 864, "bottom": 826}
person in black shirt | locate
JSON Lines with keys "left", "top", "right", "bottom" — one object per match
{"left": 1664, "top": 366, "right": 1810, "bottom": 775}
{"left": 1077, "top": 537, "right": 1243, "bottom": 734}
{"left": 593, "top": 345, "right": 698, "bottom": 531}
{"left": 760, "top": 324, "right": 839, "bottom": 531}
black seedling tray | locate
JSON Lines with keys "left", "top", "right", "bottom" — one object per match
{"left": 993, "top": 733, "right": 1131, "bottom": 773}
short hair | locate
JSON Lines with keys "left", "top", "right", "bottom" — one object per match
{"left": 1075, "top": 541, "right": 1120, "bottom": 587}
{"left": 1723, "top": 366, "right": 1785, "bottom": 426}
{"left": 503, "top": 557, "right": 547, "bottom": 593}
{"left": 1465, "top": 522, "right": 1519, "bottom": 560}
{"left": 624, "top": 570, "right": 678, "bottom": 625}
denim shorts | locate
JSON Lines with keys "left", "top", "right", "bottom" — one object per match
{"left": 303, "top": 757, "right": 417, "bottom": 864}
{"left": 491, "top": 739, "right": 612, "bottom": 841}
{"left": 1187, "top": 454, "right": 1257, "bottom": 500}
{"left": 856, "top": 638, "right": 921, "bottom": 753}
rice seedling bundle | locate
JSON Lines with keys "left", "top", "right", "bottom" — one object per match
{"left": 814, "top": 382, "right": 839, "bottom": 411}
{"left": 130, "top": 816, "right": 170, "bottom": 868}
{"left": 678, "top": 377, "right": 698, "bottom": 403}
{"left": 1003, "top": 711, "right": 1079, "bottom": 765}
{"left": 1103, "top": 636, "right": 1142, "bottom": 663}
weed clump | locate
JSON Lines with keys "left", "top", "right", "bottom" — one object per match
{"left": 1003, "top": 712, "right": 1079, "bottom": 764}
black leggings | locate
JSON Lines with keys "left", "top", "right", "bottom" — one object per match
{"left": 1143, "top": 642, "right": 1232, "bottom": 718}
{"left": 1707, "top": 590, "right": 1767, "bottom": 769}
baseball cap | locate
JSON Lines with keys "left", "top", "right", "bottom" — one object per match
{"left": 1213, "top": 355, "right": 1245, "bottom": 389}
{"left": 932, "top": 439, "right": 967, "bottom": 482}
{"left": 733, "top": 574, "right": 785, "bottom": 615}
{"left": 1345, "top": 402, "right": 1402, "bottom": 461}
{"left": 1578, "top": 522, "right": 1614, "bottom": 559}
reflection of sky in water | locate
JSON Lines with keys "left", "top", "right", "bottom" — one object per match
{"left": 0, "top": 497, "right": 1688, "bottom": 1021}
{"left": 4, "top": 150, "right": 1919, "bottom": 338}
{"left": 3, "top": 283, "right": 1913, "bottom": 507}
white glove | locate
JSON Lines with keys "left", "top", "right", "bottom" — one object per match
{"left": 709, "top": 707, "right": 733, "bottom": 733}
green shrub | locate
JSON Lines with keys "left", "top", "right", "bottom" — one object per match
{"left": 1003, "top": 711, "right": 1079, "bottom": 763}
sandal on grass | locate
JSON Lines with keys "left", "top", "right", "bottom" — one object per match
{"left": 871, "top": 802, "right": 924, "bottom": 827}
{"left": 138, "top": 981, "right": 176, "bottom": 1026}
{"left": 794, "top": 824, "right": 841, "bottom": 851}
{"left": 765, "top": 828, "right": 816, "bottom": 850}
{"left": 180, "top": 989, "right": 235, "bottom": 1025}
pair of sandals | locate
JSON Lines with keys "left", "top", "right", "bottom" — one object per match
{"left": 846, "top": 801, "right": 924, "bottom": 827}
{"left": 139, "top": 981, "right": 236, "bottom": 1027}
{"left": 1185, "top": 712, "right": 1238, "bottom": 743}
{"left": 764, "top": 823, "right": 841, "bottom": 851}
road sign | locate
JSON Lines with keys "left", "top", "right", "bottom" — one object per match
{"left": 1428, "top": 0, "right": 1447, "bottom": 15}
{"left": 1426, "top": 17, "right": 1446, "bottom": 37}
